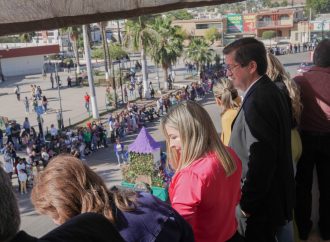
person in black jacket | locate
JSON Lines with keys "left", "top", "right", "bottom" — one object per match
{"left": 224, "top": 38, "right": 294, "bottom": 242}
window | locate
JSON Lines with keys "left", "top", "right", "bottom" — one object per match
{"left": 280, "top": 15, "right": 289, "bottom": 20}
{"left": 209, "top": 23, "right": 222, "bottom": 29}
{"left": 196, "top": 24, "right": 209, "bottom": 29}
{"left": 295, "top": 33, "right": 299, "bottom": 41}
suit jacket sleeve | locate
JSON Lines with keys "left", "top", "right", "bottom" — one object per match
{"left": 240, "top": 94, "right": 280, "bottom": 215}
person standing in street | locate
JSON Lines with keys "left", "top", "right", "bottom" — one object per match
{"left": 224, "top": 38, "right": 294, "bottom": 242}
{"left": 50, "top": 73, "right": 54, "bottom": 89}
{"left": 23, "top": 96, "right": 29, "bottom": 114}
{"left": 84, "top": 93, "right": 90, "bottom": 114}
{"left": 67, "top": 76, "right": 72, "bottom": 87}
{"left": 14, "top": 85, "right": 20, "bottom": 101}
{"left": 293, "top": 39, "right": 330, "bottom": 242}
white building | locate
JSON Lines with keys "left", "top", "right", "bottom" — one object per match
{"left": 0, "top": 45, "right": 59, "bottom": 77}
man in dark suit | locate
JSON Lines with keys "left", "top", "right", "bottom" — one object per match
{"left": 224, "top": 38, "right": 295, "bottom": 242}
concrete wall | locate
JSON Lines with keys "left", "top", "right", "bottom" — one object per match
{"left": 2, "top": 55, "right": 44, "bottom": 77}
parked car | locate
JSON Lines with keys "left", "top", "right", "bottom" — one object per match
{"left": 297, "top": 62, "right": 314, "bottom": 74}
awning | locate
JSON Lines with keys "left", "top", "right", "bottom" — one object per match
{"left": 0, "top": 0, "right": 241, "bottom": 36}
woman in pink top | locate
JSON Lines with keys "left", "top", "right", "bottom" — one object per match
{"left": 161, "top": 101, "right": 243, "bottom": 242}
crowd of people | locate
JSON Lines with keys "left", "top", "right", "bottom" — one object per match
{"left": 0, "top": 38, "right": 329, "bottom": 242}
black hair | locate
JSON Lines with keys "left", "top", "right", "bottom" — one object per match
{"left": 313, "top": 39, "right": 330, "bottom": 67}
{"left": 223, "top": 37, "right": 267, "bottom": 76}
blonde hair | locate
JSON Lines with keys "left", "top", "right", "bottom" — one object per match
{"left": 31, "top": 155, "right": 135, "bottom": 225}
{"left": 267, "top": 53, "right": 302, "bottom": 123}
{"left": 160, "top": 101, "right": 237, "bottom": 176}
{"left": 213, "top": 78, "right": 240, "bottom": 114}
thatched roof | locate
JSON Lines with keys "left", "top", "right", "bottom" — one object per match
{"left": 0, "top": 0, "right": 241, "bottom": 36}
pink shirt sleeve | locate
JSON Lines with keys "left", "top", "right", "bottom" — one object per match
{"left": 170, "top": 171, "right": 203, "bottom": 227}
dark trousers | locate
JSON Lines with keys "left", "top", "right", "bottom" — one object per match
{"left": 295, "top": 132, "right": 330, "bottom": 240}
{"left": 226, "top": 231, "right": 244, "bottom": 242}
{"left": 245, "top": 219, "right": 277, "bottom": 242}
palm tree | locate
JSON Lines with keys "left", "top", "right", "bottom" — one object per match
{"left": 124, "top": 16, "right": 158, "bottom": 98}
{"left": 185, "top": 38, "right": 214, "bottom": 74}
{"left": 61, "top": 26, "right": 82, "bottom": 73}
{"left": 150, "top": 16, "right": 183, "bottom": 90}
{"left": 98, "top": 22, "right": 110, "bottom": 80}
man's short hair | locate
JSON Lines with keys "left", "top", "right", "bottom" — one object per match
{"left": 313, "top": 39, "right": 330, "bottom": 67}
{"left": 0, "top": 167, "right": 20, "bottom": 242}
{"left": 223, "top": 37, "right": 268, "bottom": 76}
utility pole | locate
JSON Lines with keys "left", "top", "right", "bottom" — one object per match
{"left": 54, "top": 62, "right": 64, "bottom": 129}
{"left": 83, "top": 24, "right": 99, "bottom": 119}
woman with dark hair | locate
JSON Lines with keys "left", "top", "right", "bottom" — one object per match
{"left": 31, "top": 155, "right": 193, "bottom": 242}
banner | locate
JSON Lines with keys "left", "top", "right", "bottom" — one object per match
{"left": 243, "top": 14, "right": 256, "bottom": 33}
{"left": 226, "top": 14, "right": 243, "bottom": 33}
{"left": 311, "top": 21, "right": 330, "bottom": 31}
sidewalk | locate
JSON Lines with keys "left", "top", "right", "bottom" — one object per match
{"left": 0, "top": 58, "right": 193, "bottom": 130}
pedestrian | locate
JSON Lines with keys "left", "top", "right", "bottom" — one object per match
{"left": 18, "top": 169, "right": 27, "bottom": 194}
{"left": 42, "top": 96, "right": 48, "bottom": 112}
{"left": 123, "top": 86, "right": 128, "bottom": 103}
{"left": 14, "top": 85, "right": 20, "bottom": 101}
{"left": 56, "top": 110, "right": 63, "bottom": 130}
{"left": 161, "top": 101, "right": 242, "bottom": 242}
{"left": 224, "top": 38, "right": 294, "bottom": 242}
{"left": 22, "top": 117, "right": 31, "bottom": 134}
{"left": 32, "top": 99, "right": 38, "bottom": 112}
{"left": 50, "top": 73, "right": 54, "bottom": 89}
{"left": 293, "top": 39, "right": 330, "bottom": 242}
{"left": 213, "top": 78, "right": 241, "bottom": 146}
{"left": 67, "top": 76, "right": 72, "bottom": 87}
{"left": 138, "top": 85, "right": 143, "bottom": 100}
{"left": 114, "top": 138, "right": 125, "bottom": 166}
{"left": 23, "top": 96, "right": 29, "bottom": 114}
{"left": 31, "top": 155, "right": 193, "bottom": 242}
{"left": 84, "top": 93, "right": 90, "bottom": 113}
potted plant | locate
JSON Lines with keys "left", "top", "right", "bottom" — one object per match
{"left": 121, "top": 152, "right": 168, "bottom": 201}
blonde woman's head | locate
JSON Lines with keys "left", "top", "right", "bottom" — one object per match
{"left": 213, "top": 78, "right": 240, "bottom": 113}
{"left": 160, "top": 101, "right": 236, "bottom": 176}
{"left": 266, "top": 53, "right": 302, "bottom": 123}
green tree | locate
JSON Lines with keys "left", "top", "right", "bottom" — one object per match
{"left": 262, "top": 30, "right": 276, "bottom": 40}
{"left": 167, "top": 9, "right": 193, "bottom": 20}
{"left": 306, "top": 0, "right": 330, "bottom": 14}
{"left": 280, "top": 0, "right": 288, "bottom": 6}
{"left": 60, "top": 26, "right": 82, "bottom": 72}
{"left": 108, "top": 43, "right": 127, "bottom": 60}
{"left": 185, "top": 38, "right": 214, "bottom": 73}
{"left": 150, "top": 16, "right": 184, "bottom": 90}
{"left": 205, "top": 27, "right": 221, "bottom": 44}
{"left": 19, "top": 32, "right": 35, "bottom": 43}
{"left": 124, "top": 16, "right": 158, "bottom": 97}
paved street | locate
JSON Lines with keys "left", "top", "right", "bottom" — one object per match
{"left": 0, "top": 51, "right": 310, "bottom": 237}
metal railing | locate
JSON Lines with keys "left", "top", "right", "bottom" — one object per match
{"left": 256, "top": 19, "right": 293, "bottom": 28}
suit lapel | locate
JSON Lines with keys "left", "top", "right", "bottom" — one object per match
{"left": 231, "top": 75, "right": 267, "bottom": 130}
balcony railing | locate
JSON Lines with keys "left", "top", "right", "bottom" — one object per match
{"left": 256, "top": 19, "right": 293, "bottom": 28}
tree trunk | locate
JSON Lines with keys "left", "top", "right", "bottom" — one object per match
{"left": 141, "top": 47, "right": 150, "bottom": 98}
{"left": 116, "top": 20, "right": 122, "bottom": 45}
{"left": 101, "top": 25, "right": 109, "bottom": 79}
{"left": 163, "top": 65, "right": 169, "bottom": 90}
{"left": 106, "top": 39, "right": 117, "bottom": 106}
